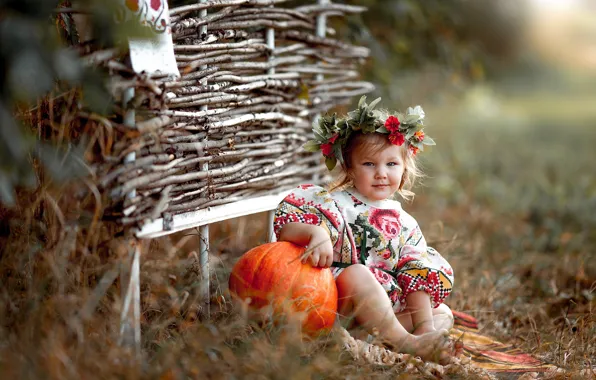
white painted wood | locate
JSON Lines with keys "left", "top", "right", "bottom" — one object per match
{"left": 199, "top": 224, "right": 210, "bottom": 318}
{"left": 267, "top": 24, "right": 275, "bottom": 75}
{"left": 119, "top": 87, "right": 141, "bottom": 358}
{"left": 267, "top": 210, "right": 276, "bottom": 242}
{"left": 316, "top": 0, "right": 329, "bottom": 37}
{"left": 123, "top": 87, "right": 136, "bottom": 198}
{"left": 313, "top": 0, "right": 328, "bottom": 184}
{"left": 198, "top": 0, "right": 211, "bottom": 319}
{"left": 126, "top": 0, "right": 180, "bottom": 77}
{"left": 316, "top": 0, "right": 329, "bottom": 82}
{"left": 119, "top": 243, "right": 141, "bottom": 360}
{"left": 263, "top": 9, "right": 277, "bottom": 244}
{"left": 136, "top": 190, "right": 290, "bottom": 239}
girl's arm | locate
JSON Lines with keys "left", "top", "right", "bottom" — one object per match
{"left": 406, "top": 291, "right": 435, "bottom": 333}
{"left": 278, "top": 222, "right": 334, "bottom": 268}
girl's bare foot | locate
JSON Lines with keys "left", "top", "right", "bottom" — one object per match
{"left": 413, "top": 329, "right": 454, "bottom": 364}
{"left": 412, "top": 322, "right": 436, "bottom": 335}
{"left": 386, "top": 329, "right": 454, "bottom": 365}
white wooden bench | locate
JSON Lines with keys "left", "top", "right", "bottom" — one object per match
{"left": 117, "top": 0, "right": 337, "bottom": 358}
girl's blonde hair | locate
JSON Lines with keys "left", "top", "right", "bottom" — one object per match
{"left": 327, "top": 110, "right": 424, "bottom": 201}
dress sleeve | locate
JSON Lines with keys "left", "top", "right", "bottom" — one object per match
{"left": 395, "top": 224, "right": 454, "bottom": 308}
{"left": 273, "top": 184, "right": 344, "bottom": 248}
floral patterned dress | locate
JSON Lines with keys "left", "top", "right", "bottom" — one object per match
{"left": 273, "top": 184, "right": 454, "bottom": 312}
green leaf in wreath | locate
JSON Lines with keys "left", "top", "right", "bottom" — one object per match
{"left": 358, "top": 95, "right": 367, "bottom": 108}
{"left": 312, "top": 124, "right": 322, "bottom": 135}
{"left": 325, "top": 156, "right": 337, "bottom": 171}
{"left": 313, "top": 119, "right": 323, "bottom": 132}
{"left": 406, "top": 105, "right": 425, "bottom": 120}
{"left": 303, "top": 140, "right": 320, "bottom": 152}
{"left": 320, "top": 117, "right": 333, "bottom": 134}
{"left": 405, "top": 123, "right": 424, "bottom": 139}
{"left": 410, "top": 139, "right": 424, "bottom": 149}
{"left": 333, "top": 143, "right": 342, "bottom": 159}
{"left": 402, "top": 114, "right": 420, "bottom": 125}
{"left": 359, "top": 108, "right": 367, "bottom": 125}
{"left": 368, "top": 97, "right": 382, "bottom": 110}
{"left": 349, "top": 113, "right": 362, "bottom": 130}
{"left": 338, "top": 120, "right": 350, "bottom": 136}
{"left": 421, "top": 136, "right": 436, "bottom": 146}
{"left": 362, "top": 121, "right": 376, "bottom": 134}
{"left": 371, "top": 110, "right": 383, "bottom": 120}
{"left": 313, "top": 129, "right": 326, "bottom": 142}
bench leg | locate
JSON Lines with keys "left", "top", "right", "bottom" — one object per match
{"left": 268, "top": 210, "right": 276, "bottom": 242}
{"left": 200, "top": 225, "right": 210, "bottom": 318}
{"left": 119, "top": 241, "right": 141, "bottom": 360}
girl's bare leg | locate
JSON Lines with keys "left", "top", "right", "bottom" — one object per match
{"left": 336, "top": 264, "right": 453, "bottom": 364}
{"left": 397, "top": 303, "right": 455, "bottom": 334}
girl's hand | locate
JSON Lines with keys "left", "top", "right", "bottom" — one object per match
{"left": 304, "top": 226, "right": 334, "bottom": 268}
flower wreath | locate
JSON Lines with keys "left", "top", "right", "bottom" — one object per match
{"left": 303, "top": 96, "right": 435, "bottom": 171}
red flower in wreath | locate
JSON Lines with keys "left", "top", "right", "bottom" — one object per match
{"left": 328, "top": 133, "right": 339, "bottom": 143}
{"left": 414, "top": 130, "right": 425, "bottom": 141}
{"left": 384, "top": 115, "right": 401, "bottom": 133}
{"left": 409, "top": 145, "right": 419, "bottom": 155}
{"left": 320, "top": 143, "right": 333, "bottom": 157}
{"left": 388, "top": 132, "right": 405, "bottom": 146}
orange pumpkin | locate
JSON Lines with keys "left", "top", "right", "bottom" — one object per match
{"left": 228, "top": 241, "right": 338, "bottom": 335}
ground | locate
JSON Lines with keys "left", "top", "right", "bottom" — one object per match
{"left": 0, "top": 85, "right": 594, "bottom": 379}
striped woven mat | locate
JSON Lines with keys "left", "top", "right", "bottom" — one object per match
{"left": 450, "top": 311, "right": 557, "bottom": 376}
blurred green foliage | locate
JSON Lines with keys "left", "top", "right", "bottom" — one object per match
{"left": 420, "top": 92, "right": 596, "bottom": 257}
{"left": 333, "top": 0, "right": 526, "bottom": 103}
{"left": 0, "top": 0, "right": 149, "bottom": 205}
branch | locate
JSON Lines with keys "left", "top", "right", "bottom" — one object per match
{"left": 169, "top": 0, "right": 289, "bottom": 15}
{"left": 295, "top": 3, "right": 367, "bottom": 15}
{"left": 174, "top": 39, "right": 267, "bottom": 53}
{"left": 136, "top": 115, "right": 176, "bottom": 133}
{"left": 172, "top": 6, "right": 238, "bottom": 34}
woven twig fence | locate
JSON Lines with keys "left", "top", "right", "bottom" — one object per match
{"left": 92, "top": 0, "right": 373, "bottom": 231}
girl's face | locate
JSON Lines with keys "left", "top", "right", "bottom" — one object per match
{"left": 349, "top": 142, "right": 405, "bottom": 201}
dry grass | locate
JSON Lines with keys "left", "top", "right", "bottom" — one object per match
{"left": 0, "top": 90, "right": 595, "bottom": 379}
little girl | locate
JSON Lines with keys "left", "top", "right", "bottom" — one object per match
{"left": 272, "top": 97, "right": 457, "bottom": 364}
